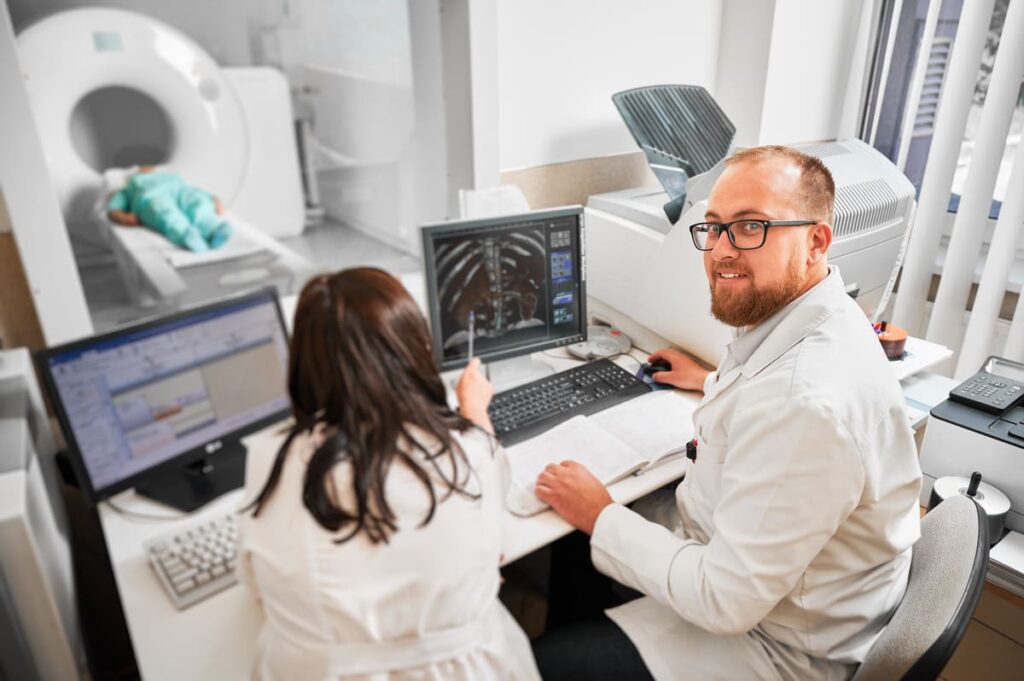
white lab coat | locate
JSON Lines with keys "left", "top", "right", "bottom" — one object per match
{"left": 591, "top": 270, "right": 923, "bottom": 680}
{"left": 237, "top": 424, "right": 540, "bottom": 681}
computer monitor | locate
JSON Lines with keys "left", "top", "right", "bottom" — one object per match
{"left": 36, "top": 288, "right": 291, "bottom": 512}
{"left": 421, "top": 206, "right": 587, "bottom": 374}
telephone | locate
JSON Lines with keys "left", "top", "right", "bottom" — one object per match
{"left": 949, "top": 356, "right": 1024, "bottom": 415}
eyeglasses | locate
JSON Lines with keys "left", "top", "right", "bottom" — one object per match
{"left": 689, "top": 219, "right": 817, "bottom": 251}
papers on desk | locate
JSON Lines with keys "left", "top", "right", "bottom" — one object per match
{"left": 505, "top": 390, "right": 696, "bottom": 516}
{"left": 989, "top": 530, "right": 1024, "bottom": 598}
{"left": 889, "top": 336, "right": 952, "bottom": 382}
{"left": 900, "top": 371, "right": 958, "bottom": 429}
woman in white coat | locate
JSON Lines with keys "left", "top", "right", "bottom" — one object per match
{"left": 238, "top": 268, "right": 540, "bottom": 680}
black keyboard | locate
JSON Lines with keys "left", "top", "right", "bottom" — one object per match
{"left": 488, "top": 359, "right": 652, "bottom": 446}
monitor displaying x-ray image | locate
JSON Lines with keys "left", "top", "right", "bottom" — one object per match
{"left": 421, "top": 206, "right": 587, "bottom": 371}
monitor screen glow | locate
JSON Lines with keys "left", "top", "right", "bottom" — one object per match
{"left": 421, "top": 206, "right": 587, "bottom": 371}
{"left": 37, "top": 290, "right": 290, "bottom": 502}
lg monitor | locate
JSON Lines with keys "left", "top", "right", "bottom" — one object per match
{"left": 36, "top": 288, "right": 290, "bottom": 512}
{"left": 421, "top": 206, "right": 587, "bottom": 379}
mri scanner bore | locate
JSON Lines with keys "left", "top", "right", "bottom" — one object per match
{"left": 17, "top": 7, "right": 309, "bottom": 318}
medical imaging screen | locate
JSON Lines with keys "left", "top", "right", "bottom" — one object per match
{"left": 426, "top": 211, "right": 584, "bottom": 366}
{"left": 43, "top": 295, "right": 290, "bottom": 492}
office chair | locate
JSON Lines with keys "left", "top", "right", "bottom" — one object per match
{"left": 852, "top": 494, "right": 989, "bottom": 681}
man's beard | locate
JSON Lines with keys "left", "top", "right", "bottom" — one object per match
{"left": 709, "top": 256, "right": 805, "bottom": 327}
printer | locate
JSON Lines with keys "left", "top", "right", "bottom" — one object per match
{"left": 919, "top": 356, "right": 1024, "bottom": 534}
{"left": 585, "top": 85, "right": 916, "bottom": 365}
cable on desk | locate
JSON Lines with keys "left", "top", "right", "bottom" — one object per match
{"left": 105, "top": 498, "right": 186, "bottom": 523}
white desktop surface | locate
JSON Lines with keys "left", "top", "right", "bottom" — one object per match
{"left": 97, "top": 349, "right": 694, "bottom": 681}
{"left": 889, "top": 336, "right": 953, "bottom": 382}
{"left": 98, "top": 489, "right": 259, "bottom": 680}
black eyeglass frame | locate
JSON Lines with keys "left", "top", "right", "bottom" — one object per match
{"left": 689, "top": 219, "right": 818, "bottom": 251}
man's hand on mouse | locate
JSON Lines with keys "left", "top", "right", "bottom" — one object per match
{"left": 456, "top": 358, "right": 495, "bottom": 433}
{"left": 534, "top": 461, "right": 613, "bottom": 535}
{"left": 646, "top": 348, "right": 711, "bottom": 392}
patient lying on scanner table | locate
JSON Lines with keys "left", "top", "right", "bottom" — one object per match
{"left": 107, "top": 167, "right": 234, "bottom": 252}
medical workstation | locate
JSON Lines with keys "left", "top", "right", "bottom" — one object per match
{"left": 2, "top": 0, "right": 1024, "bottom": 679}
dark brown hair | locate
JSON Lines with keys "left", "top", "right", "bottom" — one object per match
{"left": 726, "top": 145, "right": 836, "bottom": 225}
{"left": 247, "top": 267, "right": 482, "bottom": 543}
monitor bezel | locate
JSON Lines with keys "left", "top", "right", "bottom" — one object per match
{"left": 34, "top": 287, "right": 292, "bottom": 505}
{"left": 421, "top": 205, "right": 588, "bottom": 372}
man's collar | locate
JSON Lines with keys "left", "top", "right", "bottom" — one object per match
{"left": 724, "top": 267, "right": 846, "bottom": 379}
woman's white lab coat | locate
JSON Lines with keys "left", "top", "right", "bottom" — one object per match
{"left": 238, "top": 424, "right": 540, "bottom": 680}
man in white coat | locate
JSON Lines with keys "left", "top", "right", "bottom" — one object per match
{"left": 533, "top": 145, "right": 923, "bottom": 680}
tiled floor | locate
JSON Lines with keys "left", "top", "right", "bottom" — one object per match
{"left": 940, "top": 588, "right": 1024, "bottom": 680}
{"left": 278, "top": 219, "right": 420, "bottom": 276}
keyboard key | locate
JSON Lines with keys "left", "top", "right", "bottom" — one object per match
{"left": 145, "top": 513, "right": 239, "bottom": 610}
{"left": 488, "top": 359, "right": 651, "bottom": 446}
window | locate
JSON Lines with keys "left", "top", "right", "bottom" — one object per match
{"left": 866, "top": 0, "right": 1022, "bottom": 219}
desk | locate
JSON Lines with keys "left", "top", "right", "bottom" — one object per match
{"left": 97, "top": 349, "right": 696, "bottom": 680}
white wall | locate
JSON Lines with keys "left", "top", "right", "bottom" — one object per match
{"left": 715, "top": 0, "right": 869, "bottom": 147}
{"left": 0, "top": 1, "right": 91, "bottom": 344}
{"left": 760, "top": 0, "right": 866, "bottom": 144}
{"left": 496, "top": 0, "right": 723, "bottom": 171}
{"left": 714, "top": 0, "right": 776, "bottom": 148}
{"left": 8, "top": 0, "right": 252, "bottom": 66}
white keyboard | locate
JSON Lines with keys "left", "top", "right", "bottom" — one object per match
{"left": 144, "top": 513, "right": 238, "bottom": 610}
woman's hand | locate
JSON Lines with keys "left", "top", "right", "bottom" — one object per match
{"left": 456, "top": 358, "right": 494, "bottom": 433}
{"left": 647, "top": 348, "right": 711, "bottom": 393}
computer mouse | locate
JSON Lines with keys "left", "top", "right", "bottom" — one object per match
{"left": 641, "top": 359, "right": 672, "bottom": 376}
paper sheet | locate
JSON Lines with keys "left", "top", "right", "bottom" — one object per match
{"left": 504, "top": 416, "right": 644, "bottom": 516}
{"left": 506, "top": 416, "right": 644, "bottom": 488}
{"left": 991, "top": 530, "right": 1024, "bottom": 572}
{"left": 503, "top": 390, "right": 697, "bottom": 516}
{"left": 589, "top": 390, "right": 696, "bottom": 466}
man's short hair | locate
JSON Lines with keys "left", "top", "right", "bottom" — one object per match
{"left": 725, "top": 145, "right": 835, "bottom": 225}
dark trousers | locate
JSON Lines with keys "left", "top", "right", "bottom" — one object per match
{"left": 535, "top": 531, "right": 654, "bottom": 680}
{"left": 532, "top": 614, "right": 654, "bottom": 681}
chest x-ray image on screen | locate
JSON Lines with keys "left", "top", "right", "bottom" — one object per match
{"left": 422, "top": 206, "right": 586, "bottom": 372}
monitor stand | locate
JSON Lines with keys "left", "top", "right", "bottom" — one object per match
{"left": 487, "top": 355, "right": 555, "bottom": 393}
{"left": 135, "top": 443, "right": 247, "bottom": 513}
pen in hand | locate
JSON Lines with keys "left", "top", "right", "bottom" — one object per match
{"left": 467, "top": 311, "right": 475, "bottom": 362}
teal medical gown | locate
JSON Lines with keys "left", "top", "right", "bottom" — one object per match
{"left": 107, "top": 171, "right": 233, "bottom": 252}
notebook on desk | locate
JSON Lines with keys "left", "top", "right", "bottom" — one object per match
{"left": 505, "top": 390, "right": 696, "bottom": 516}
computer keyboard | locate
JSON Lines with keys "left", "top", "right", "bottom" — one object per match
{"left": 144, "top": 513, "right": 238, "bottom": 610}
{"left": 489, "top": 359, "right": 652, "bottom": 446}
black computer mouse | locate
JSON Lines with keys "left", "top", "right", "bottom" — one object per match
{"left": 641, "top": 359, "right": 672, "bottom": 376}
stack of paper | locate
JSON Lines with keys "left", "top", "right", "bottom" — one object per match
{"left": 988, "top": 530, "right": 1024, "bottom": 598}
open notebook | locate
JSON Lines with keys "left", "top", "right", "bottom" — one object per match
{"left": 505, "top": 390, "right": 696, "bottom": 516}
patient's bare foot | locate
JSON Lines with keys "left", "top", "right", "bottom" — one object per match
{"left": 109, "top": 210, "right": 140, "bottom": 227}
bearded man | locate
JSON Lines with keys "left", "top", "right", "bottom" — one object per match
{"left": 532, "top": 146, "right": 923, "bottom": 680}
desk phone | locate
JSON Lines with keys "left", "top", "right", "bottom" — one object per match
{"left": 949, "top": 356, "right": 1024, "bottom": 414}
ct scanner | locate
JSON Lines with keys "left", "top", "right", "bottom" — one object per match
{"left": 17, "top": 7, "right": 312, "bottom": 306}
